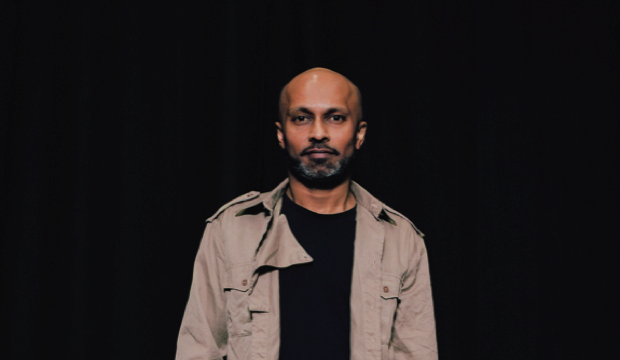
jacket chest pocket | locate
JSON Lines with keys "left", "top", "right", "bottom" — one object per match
{"left": 223, "top": 265, "right": 253, "bottom": 338}
{"left": 380, "top": 273, "right": 402, "bottom": 346}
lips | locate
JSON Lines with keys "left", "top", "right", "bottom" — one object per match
{"left": 301, "top": 146, "right": 339, "bottom": 156}
{"left": 305, "top": 149, "right": 334, "bottom": 154}
{"left": 303, "top": 150, "right": 336, "bottom": 159}
{"left": 305, "top": 150, "right": 334, "bottom": 159}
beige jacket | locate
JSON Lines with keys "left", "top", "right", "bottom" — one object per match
{"left": 176, "top": 179, "right": 437, "bottom": 360}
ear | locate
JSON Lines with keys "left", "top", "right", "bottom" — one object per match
{"left": 355, "top": 121, "right": 367, "bottom": 149}
{"left": 275, "top": 122, "right": 285, "bottom": 149}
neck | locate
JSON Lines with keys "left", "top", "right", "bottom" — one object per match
{"left": 286, "top": 173, "right": 356, "bottom": 214}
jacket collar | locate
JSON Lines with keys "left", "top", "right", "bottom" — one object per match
{"left": 261, "top": 178, "right": 289, "bottom": 213}
{"left": 242, "top": 177, "right": 395, "bottom": 224}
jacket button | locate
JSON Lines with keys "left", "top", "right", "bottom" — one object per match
{"left": 383, "top": 286, "right": 389, "bottom": 293}
{"left": 242, "top": 280, "right": 248, "bottom": 286}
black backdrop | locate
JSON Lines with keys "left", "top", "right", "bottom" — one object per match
{"left": 2, "top": 1, "right": 618, "bottom": 359}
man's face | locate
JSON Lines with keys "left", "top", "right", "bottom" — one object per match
{"left": 276, "top": 71, "right": 367, "bottom": 185}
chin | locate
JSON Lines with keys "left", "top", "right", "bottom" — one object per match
{"left": 306, "top": 158, "right": 331, "bottom": 166}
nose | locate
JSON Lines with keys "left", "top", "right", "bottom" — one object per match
{"left": 309, "top": 119, "right": 329, "bottom": 143}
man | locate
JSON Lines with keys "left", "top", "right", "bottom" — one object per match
{"left": 176, "top": 68, "right": 437, "bottom": 360}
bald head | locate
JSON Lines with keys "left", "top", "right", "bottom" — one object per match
{"left": 279, "top": 68, "right": 363, "bottom": 123}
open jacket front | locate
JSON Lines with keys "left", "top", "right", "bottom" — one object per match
{"left": 176, "top": 179, "right": 438, "bottom": 360}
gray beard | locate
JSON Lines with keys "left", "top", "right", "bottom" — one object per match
{"left": 286, "top": 149, "right": 356, "bottom": 189}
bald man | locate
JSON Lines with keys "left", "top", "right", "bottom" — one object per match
{"left": 176, "top": 68, "right": 437, "bottom": 360}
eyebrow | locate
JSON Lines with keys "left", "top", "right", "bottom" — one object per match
{"left": 290, "top": 107, "right": 348, "bottom": 116}
{"left": 290, "top": 107, "right": 313, "bottom": 116}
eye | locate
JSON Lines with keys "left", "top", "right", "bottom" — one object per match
{"left": 331, "top": 115, "right": 345, "bottom": 122}
{"left": 293, "top": 115, "right": 309, "bottom": 122}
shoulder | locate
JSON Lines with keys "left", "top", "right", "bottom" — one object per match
{"left": 351, "top": 180, "right": 424, "bottom": 238}
{"left": 206, "top": 190, "right": 264, "bottom": 223}
{"left": 377, "top": 202, "right": 428, "bottom": 275}
{"left": 381, "top": 203, "right": 425, "bottom": 238}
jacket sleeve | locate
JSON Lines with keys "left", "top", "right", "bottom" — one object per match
{"left": 392, "top": 231, "right": 438, "bottom": 360}
{"left": 176, "top": 219, "right": 228, "bottom": 360}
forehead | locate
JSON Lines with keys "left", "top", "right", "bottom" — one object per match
{"left": 285, "top": 74, "right": 357, "bottom": 111}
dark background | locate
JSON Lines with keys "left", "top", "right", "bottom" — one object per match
{"left": 2, "top": 1, "right": 618, "bottom": 359}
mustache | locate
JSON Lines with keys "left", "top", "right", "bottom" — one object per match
{"left": 300, "top": 144, "right": 341, "bottom": 156}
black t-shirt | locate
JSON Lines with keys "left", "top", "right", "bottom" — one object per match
{"left": 278, "top": 193, "right": 357, "bottom": 360}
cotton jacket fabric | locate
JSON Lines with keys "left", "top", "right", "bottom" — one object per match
{"left": 176, "top": 179, "right": 438, "bottom": 360}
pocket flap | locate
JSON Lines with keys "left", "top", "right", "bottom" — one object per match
{"left": 380, "top": 273, "right": 402, "bottom": 300}
{"left": 223, "top": 264, "right": 252, "bottom": 292}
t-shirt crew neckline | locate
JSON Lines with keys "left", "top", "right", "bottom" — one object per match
{"left": 282, "top": 192, "right": 357, "bottom": 220}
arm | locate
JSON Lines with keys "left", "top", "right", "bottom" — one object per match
{"left": 392, "top": 232, "right": 438, "bottom": 360}
{"left": 176, "top": 219, "right": 228, "bottom": 360}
